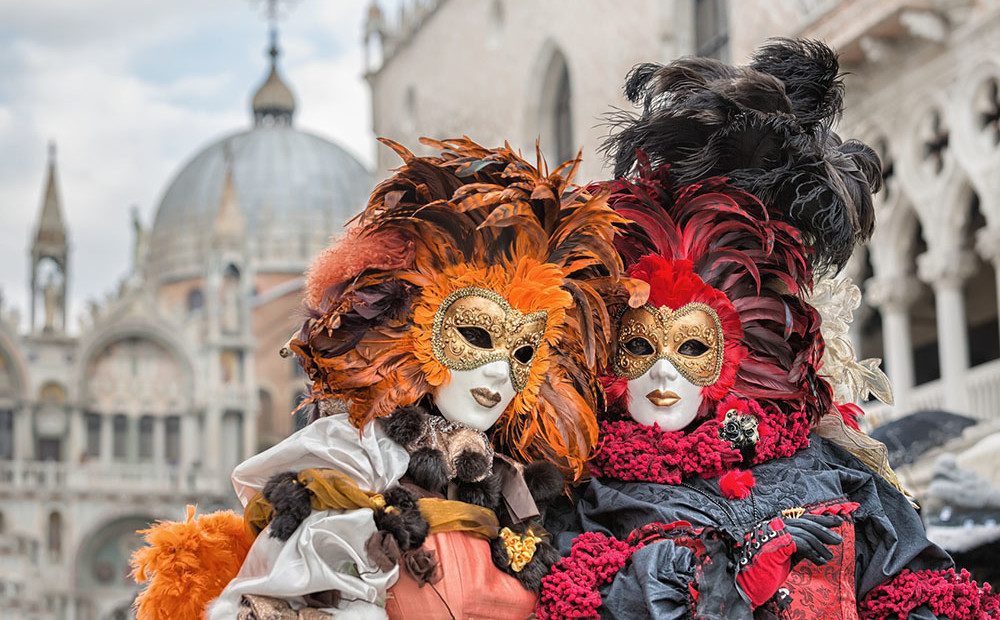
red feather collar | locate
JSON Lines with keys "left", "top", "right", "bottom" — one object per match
{"left": 589, "top": 396, "right": 811, "bottom": 484}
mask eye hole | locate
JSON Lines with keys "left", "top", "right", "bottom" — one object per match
{"left": 678, "top": 339, "right": 709, "bottom": 357}
{"left": 513, "top": 345, "right": 534, "bottom": 364}
{"left": 624, "top": 337, "right": 654, "bottom": 356}
{"left": 458, "top": 326, "right": 493, "bottom": 349}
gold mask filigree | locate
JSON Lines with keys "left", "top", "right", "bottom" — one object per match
{"left": 432, "top": 287, "right": 548, "bottom": 392}
{"left": 613, "top": 302, "right": 724, "bottom": 386}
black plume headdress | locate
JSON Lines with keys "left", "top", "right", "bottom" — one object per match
{"left": 604, "top": 39, "right": 881, "bottom": 272}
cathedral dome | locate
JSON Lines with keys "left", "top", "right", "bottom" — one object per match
{"left": 147, "top": 38, "right": 372, "bottom": 284}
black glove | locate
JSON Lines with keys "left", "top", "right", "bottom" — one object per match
{"left": 784, "top": 513, "right": 843, "bottom": 567}
{"left": 736, "top": 513, "right": 843, "bottom": 608}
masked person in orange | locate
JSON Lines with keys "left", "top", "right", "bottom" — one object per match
{"left": 131, "top": 137, "right": 626, "bottom": 620}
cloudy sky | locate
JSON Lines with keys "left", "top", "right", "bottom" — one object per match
{"left": 0, "top": 0, "right": 378, "bottom": 332}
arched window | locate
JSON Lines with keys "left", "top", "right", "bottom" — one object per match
{"left": 909, "top": 222, "right": 940, "bottom": 385}
{"left": 47, "top": 511, "right": 62, "bottom": 560}
{"left": 857, "top": 249, "right": 885, "bottom": 368}
{"left": 84, "top": 412, "right": 101, "bottom": 459}
{"left": 112, "top": 414, "right": 128, "bottom": 461}
{"left": 694, "top": 0, "right": 729, "bottom": 60}
{"left": 537, "top": 48, "right": 574, "bottom": 164}
{"left": 187, "top": 288, "right": 205, "bottom": 312}
{"left": 221, "top": 265, "right": 242, "bottom": 334}
{"left": 0, "top": 409, "right": 12, "bottom": 460}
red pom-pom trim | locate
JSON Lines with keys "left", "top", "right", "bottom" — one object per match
{"left": 590, "top": 397, "right": 810, "bottom": 485}
{"left": 719, "top": 469, "right": 755, "bottom": 500}
{"left": 859, "top": 568, "right": 1000, "bottom": 619}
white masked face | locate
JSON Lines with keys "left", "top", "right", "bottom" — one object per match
{"left": 626, "top": 358, "right": 703, "bottom": 431}
{"left": 434, "top": 360, "right": 517, "bottom": 431}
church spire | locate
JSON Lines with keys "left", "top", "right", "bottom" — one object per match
{"left": 34, "top": 142, "right": 67, "bottom": 252}
{"left": 30, "top": 141, "right": 70, "bottom": 334}
{"left": 251, "top": 2, "right": 296, "bottom": 127}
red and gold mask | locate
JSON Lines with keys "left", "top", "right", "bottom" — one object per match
{"left": 604, "top": 256, "right": 746, "bottom": 408}
{"left": 613, "top": 302, "right": 725, "bottom": 386}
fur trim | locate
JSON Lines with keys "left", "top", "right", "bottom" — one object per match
{"left": 406, "top": 446, "right": 450, "bottom": 494}
{"left": 131, "top": 506, "right": 251, "bottom": 620}
{"left": 522, "top": 461, "right": 565, "bottom": 510}
{"left": 262, "top": 471, "right": 313, "bottom": 541}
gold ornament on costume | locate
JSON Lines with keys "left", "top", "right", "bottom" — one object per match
{"left": 613, "top": 302, "right": 724, "bottom": 385}
{"left": 498, "top": 527, "right": 543, "bottom": 573}
{"left": 432, "top": 287, "right": 548, "bottom": 392}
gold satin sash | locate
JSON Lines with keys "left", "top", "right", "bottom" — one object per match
{"left": 244, "top": 468, "right": 499, "bottom": 540}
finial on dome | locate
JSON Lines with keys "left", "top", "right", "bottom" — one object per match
{"left": 251, "top": 0, "right": 296, "bottom": 127}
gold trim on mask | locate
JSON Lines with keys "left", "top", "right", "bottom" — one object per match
{"left": 431, "top": 287, "right": 548, "bottom": 392}
{"left": 613, "top": 302, "right": 724, "bottom": 386}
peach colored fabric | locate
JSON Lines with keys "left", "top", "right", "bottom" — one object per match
{"left": 385, "top": 531, "right": 537, "bottom": 620}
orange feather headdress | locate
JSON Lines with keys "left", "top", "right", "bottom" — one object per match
{"left": 292, "top": 137, "right": 629, "bottom": 478}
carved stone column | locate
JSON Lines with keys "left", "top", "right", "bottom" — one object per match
{"left": 975, "top": 226, "right": 1000, "bottom": 358}
{"left": 917, "top": 250, "right": 977, "bottom": 414}
{"left": 866, "top": 276, "right": 920, "bottom": 412}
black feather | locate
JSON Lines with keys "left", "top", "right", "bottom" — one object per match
{"left": 522, "top": 462, "right": 564, "bottom": 511}
{"left": 603, "top": 39, "right": 881, "bottom": 272}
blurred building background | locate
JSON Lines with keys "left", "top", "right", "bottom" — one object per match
{"left": 2, "top": 0, "right": 1000, "bottom": 618}
{"left": 0, "top": 22, "right": 372, "bottom": 619}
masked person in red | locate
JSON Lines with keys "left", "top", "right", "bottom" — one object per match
{"left": 538, "top": 40, "right": 1000, "bottom": 620}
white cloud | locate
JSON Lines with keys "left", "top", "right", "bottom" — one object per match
{"left": 0, "top": 1, "right": 375, "bottom": 333}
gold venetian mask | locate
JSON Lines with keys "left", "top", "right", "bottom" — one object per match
{"left": 613, "top": 302, "right": 724, "bottom": 386}
{"left": 431, "top": 287, "right": 548, "bottom": 392}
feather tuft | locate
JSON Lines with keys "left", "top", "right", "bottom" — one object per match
{"left": 603, "top": 39, "right": 880, "bottom": 272}
{"left": 131, "top": 507, "right": 251, "bottom": 620}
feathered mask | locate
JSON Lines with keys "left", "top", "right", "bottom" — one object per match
{"left": 292, "top": 137, "right": 627, "bottom": 478}
{"left": 603, "top": 39, "right": 881, "bottom": 273}
{"left": 600, "top": 167, "right": 832, "bottom": 424}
